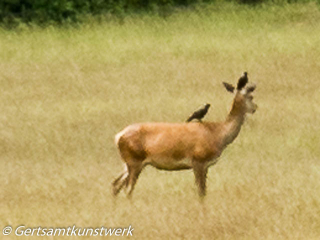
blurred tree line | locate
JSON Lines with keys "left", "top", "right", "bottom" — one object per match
{"left": 0, "top": 0, "right": 317, "bottom": 26}
{"left": 0, "top": 0, "right": 200, "bottom": 25}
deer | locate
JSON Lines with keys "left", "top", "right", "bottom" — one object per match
{"left": 112, "top": 77, "right": 257, "bottom": 198}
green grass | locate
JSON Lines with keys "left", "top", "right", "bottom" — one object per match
{"left": 0, "top": 2, "right": 320, "bottom": 239}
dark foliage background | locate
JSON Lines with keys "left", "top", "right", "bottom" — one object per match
{"left": 0, "top": 0, "right": 319, "bottom": 26}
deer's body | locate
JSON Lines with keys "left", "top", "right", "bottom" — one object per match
{"left": 112, "top": 78, "right": 257, "bottom": 198}
{"left": 116, "top": 122, "right": 223, "bottom": 170}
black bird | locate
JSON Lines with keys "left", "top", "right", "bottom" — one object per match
{"left": 237, "top": 72, "right": 248, "bottom": 90}
{"left": 186, "top": 103, "right": 211, "bottom": 122}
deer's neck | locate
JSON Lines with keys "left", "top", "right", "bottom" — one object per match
{"left": 222, "top": 100, "right": 246, "bottom": 146}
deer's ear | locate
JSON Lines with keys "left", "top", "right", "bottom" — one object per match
{"left": 223, "top": 82, "right": 235, "bottom": 93}
{"left": 246, "top": 83, "right": 256, "bottom": 93}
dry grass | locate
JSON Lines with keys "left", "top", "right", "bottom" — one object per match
{"left": 0, "top": 2, "right": 320, "bottom": 239}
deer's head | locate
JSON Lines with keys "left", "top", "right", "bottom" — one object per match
{"left": 223, "top": 78, "right": 257, "bottom": 115}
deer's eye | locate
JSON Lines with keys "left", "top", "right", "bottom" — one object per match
{"left": 248, "top": 96, "right": 253, "bottom": 100}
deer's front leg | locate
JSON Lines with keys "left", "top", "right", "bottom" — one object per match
{"left": 192, "top": 160, "right": 208, "bottom": 198}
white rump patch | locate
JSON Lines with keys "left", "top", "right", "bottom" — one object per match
{"left": 115, "top": 129, "right": 126, "bottom": 146}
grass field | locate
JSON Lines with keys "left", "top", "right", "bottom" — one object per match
{"left": 1, "top": 2, "right": 320, "bottom": 239}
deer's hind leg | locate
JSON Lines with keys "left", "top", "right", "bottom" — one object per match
{"left": 112, "top": 164, "right": 129, "bottom": 196}
{"left": 125, "top": 161, "right": 143, "bottom": 198}
{"left": 114, "top": 135, "right": 147, "bottom": 198}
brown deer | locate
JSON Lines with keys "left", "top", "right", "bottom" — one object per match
{"left": 112, "top": 78, "right": 257, "bottom": 198}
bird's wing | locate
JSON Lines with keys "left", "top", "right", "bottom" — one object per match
{"left": 237, "top": 76, "right": 248, "bottom": 90}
